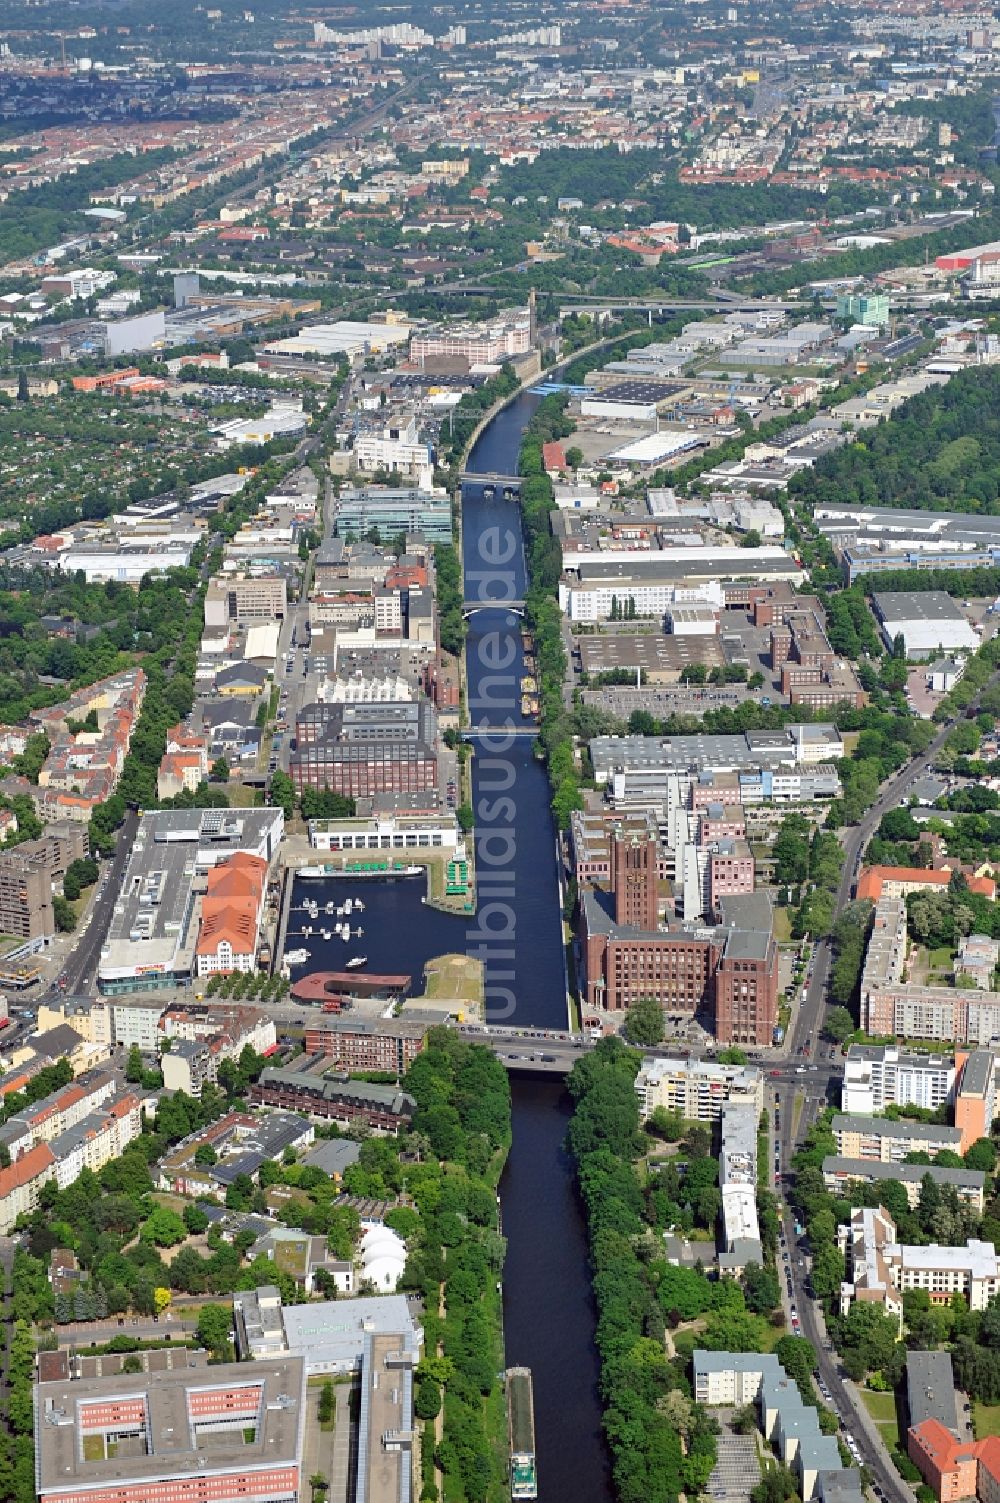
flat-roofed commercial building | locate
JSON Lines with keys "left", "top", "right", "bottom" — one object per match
{"left": 578, "top": 631, "right": 726, "bottom": 683}
{"left": 35, "top": 1358, "right": 306, "bottom": 1503}
{"left": 97, "top": 809, "right": 283, "bottom": 995}
{"left": 871, "top": 590, "right": 979, "bottom": 660}
{"left": 234, "top": 1287, "right": 421, "bottom": 1375}
{"left": 333, "top": 486, "right": 453, "bottom": 543}
{"left": 308, "top": 812, "right": 461, "bottom": 854}
{"left": 290, "top": 701, "right": 437, "bottom": 798}
{"left": 590, "top": 724, "right": 844, "bottom": 785}
{"left": 578, "top": 889, "right": 778, "bottom": 1044}
{"left": 204, "top": 574, "right": 287, "bottom": 626}
{"left": 559, "top": 549, "right": 804, "bottom": 623}
{"left": 356, "top": 1330, "right": 418, "bottom": 1503}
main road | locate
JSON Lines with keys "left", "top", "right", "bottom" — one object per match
{"left": 59, "top": 807, "right": 140, "bottom": 995}
{"left": 774, "top": 695, "right": 998, "bottom": 1503}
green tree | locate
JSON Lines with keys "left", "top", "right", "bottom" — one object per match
{"left": 196, "top": 1302, "right": 234, "bottom": 1361}
{"left": 823, "top": 1006, "right": 855, "bottom": 1044}
{"left": 140, "top": 1207, "right": 187, "bottom": 1248}
{"left": 647, "top": 1106, "right": 685, "bottom": 1142}
{"left": 742, "top": 1262, "right": 780, "bottom": 1315}
{"left": 125, "top": 1044, "right": 144, "bottom": 1083}
{"left": 622, "top": 995, "right": 665, "bottom": 1047}
{"left": 966, "top": 1138, "right": 998, "bottom": 1172}
{"left": 52, "top": 894, "right": 77, "bottom": 932}
{"left": 455, "top": 802, "right": 474, "bottom": 833}
{"left": 268, "top": 769, "right": 295, "bottom": 820}
{"left": 717, "top": 1046, "right": 747, "bottom": 1066}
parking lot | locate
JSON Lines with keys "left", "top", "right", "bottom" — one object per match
{"left": 707, "top": 1426, "right": 761, "bottom": 1502}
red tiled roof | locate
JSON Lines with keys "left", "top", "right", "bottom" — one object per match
{"left": 0, "top": 1142, "right": 54, "bottom": 1198}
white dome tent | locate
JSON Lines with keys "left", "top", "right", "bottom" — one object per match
{"left": 359, "top": 1223, "right": 407, "bottom": 1291}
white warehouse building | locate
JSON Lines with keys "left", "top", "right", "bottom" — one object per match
{"left": 871, "top": 589, "right": 979, "bottom": 660}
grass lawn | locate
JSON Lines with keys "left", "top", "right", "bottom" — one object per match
{"left": 422, "top": 953, "right": 483, "bottom": 1004}
{"left": 773, "top": 907, "right": 794, "bottom": 943}
{"left": 861, "top": 1389, "right": 899, "bottom": 1450}
{"left": 973, "top": 1403, "right": 1000, "bottom": 1439}
{"left": 227, "top": 783, "right": 260, "bottom": 808}
{"left": 82, "top": 1436, "right": 105, "bottom": 1462}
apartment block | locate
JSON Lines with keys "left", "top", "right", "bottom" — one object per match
{"left": 694, "top": 1351, "right": 782, "bottom": 1407}
{"left": 719, "top": 1102, "right": 762, "bottom": 1276}
{"left": 840, "top": 1205, "right": 1000, "bottom": 1319}
{"left": 832, "top": 1114, "right": 963, "bottom": 1163}
{"left": 954, "top": 1049, "right": 998, "bottom": 1153}
{"left": 0, "top": 1142, "right": 55, "bottom": 1233}
{"left": 634, "top": 1055, "right": 764, "bottom": 1122}
{"left": 693, "top": 1351, "right": 861, "bottom": 1502}
{"left": 48, "top": 1094, "right": 143, "bottom": 1190}
{"left": 821, "top": 1157, "right": 986, "bottom": 1213}
{"left": 864, "top": 985, "right": 1000, "bottom": 1046}
{"left": 31, "top": 668, "right": 145, "bottom": 821}
{"left": 0, "top": 1076, "right": 139, "bottom": 1231}
{"left": 157, "top": 724, "right": 210, "bottom": 800}
{"left": 841, "top": 1045, "right": 956, "bottom": 1116}
{"left": 0, "top": 850, "right": 55, "bottom": 940}
{"left": 300, "top": 1017, "right": 426, "bottom": 1075}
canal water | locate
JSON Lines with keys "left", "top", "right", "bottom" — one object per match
{"left": 464, "top": 395, "right": 613, "bottom": 1503}
{"left": 290, "top": 391, "right": 611, "bottom": 1498}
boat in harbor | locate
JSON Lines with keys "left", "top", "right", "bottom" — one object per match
{"left": 346, "top": 955, "right": 367, "bottom": 969}
{"left": 506, "top": 1368, "right": 537, "bottom": 1500}
{"left": 283, "top": 948, "right": 309, "bottom": 965}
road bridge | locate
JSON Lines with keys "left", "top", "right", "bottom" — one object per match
{"left": 461, "top": 725, "right": 538, "bottom": 741}
{"left": 556, "top": 296, "right": 799, "bottom": 315}
{"left": 454, "top": 1023, "right": 589, "bottom": 1073}
{"left": 462, "top": 600, "right": 525, "bottom": 616}
{"left": 458, "top": 472, "right": 522, "bottom": 497}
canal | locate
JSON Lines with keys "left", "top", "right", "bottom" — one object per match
{"left": 463, "top": 394, "right": 613, "bottom": 1502}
